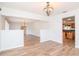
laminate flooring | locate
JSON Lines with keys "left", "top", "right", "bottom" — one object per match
{"left": 0, "top": 35, "right": 79, "bottom": 56}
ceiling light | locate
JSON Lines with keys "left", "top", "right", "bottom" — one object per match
{"left": 43, "top": 2, "right": 54, "bottom": 16}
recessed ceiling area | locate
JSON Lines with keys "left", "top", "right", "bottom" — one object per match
{"left": 0, "top": 2, "right": 79, "bottom": 16}
{"left": 5, "top": 16, "right": 36, "bottom": 23}
{"left": 5, "top": 16, "right": 47, "bottom": 24}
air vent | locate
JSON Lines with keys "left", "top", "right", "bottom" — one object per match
{"left": 62, "top": 11, "right": 67, "bottom": 13}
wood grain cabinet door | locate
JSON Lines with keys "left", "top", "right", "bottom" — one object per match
{"left": 63, "top": 31, "right": 75, "bottom": 47}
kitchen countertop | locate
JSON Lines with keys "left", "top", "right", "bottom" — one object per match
{"left": 63, "top": 30, "right": 75, "bottom": 32}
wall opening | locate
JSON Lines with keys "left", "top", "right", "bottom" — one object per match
{"left": 63, "top": 16, "right": 75, "bottom": 48}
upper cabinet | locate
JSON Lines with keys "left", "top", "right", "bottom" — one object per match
{"left": 63, "top": 16, "right": 75, "bottom": 30}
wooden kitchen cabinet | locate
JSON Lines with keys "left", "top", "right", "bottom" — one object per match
{"left": 63, "top": 30, "right": 75, "bottom": 47}
{"left": 63, "top": 31, "right": 75, "bottom": 39}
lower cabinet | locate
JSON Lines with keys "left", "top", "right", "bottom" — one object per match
{"left": 63, "top": 30, "right": 75, "bottom": 47}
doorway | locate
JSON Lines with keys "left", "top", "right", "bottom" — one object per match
{"left": 63, "top": 16, "right": 75, "bottom": 48}
{"left": 21, "top": 26, "right": 27, "bottom": 37}
{"left": 21, "top": 24, "right": 40, "bottom": 47}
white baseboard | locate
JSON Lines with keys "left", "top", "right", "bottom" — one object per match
{"left": 27, "top": 33, "right": 40, "bottom": 37}
{"left": 0, "top": 45, "right": 24, "bottom": 52}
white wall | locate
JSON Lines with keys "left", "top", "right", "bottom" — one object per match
{"left": 0, "top": 15, "right": 5, "bottom": 30}
{"left": 9, "top": 22, "right": 22, "bottom": 30}
{"left": 48, "top": 15, "right": 62, "bottom": 43}
{"left": 0, "top": 30, "right": 1, "bottom": 49}
{"left": 27, "top": 21, "right": 49, "bottom": 37}
{"left": 27, "top": 23, "right": 33, "bottom": 35}
{"left": 40, "top": 30, "right": 51, "bottom": 42}
{"left": 5, "top": 20, "right": 9, "bottom": 30}
{"left": 48, "top": 9, "right": 79, "bottom": 48}
{"left": 0, "top": 30, "right": 24, "bottom": 51}
{"left": 0, "top": 15, "right": 9, "bottom": 30}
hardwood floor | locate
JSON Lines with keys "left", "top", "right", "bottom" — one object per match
{"left": 24, "top": 35, "right": 40, "bottom": 47}
{"left": 0, "top": 35, "right": 79, "bottom": 56}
